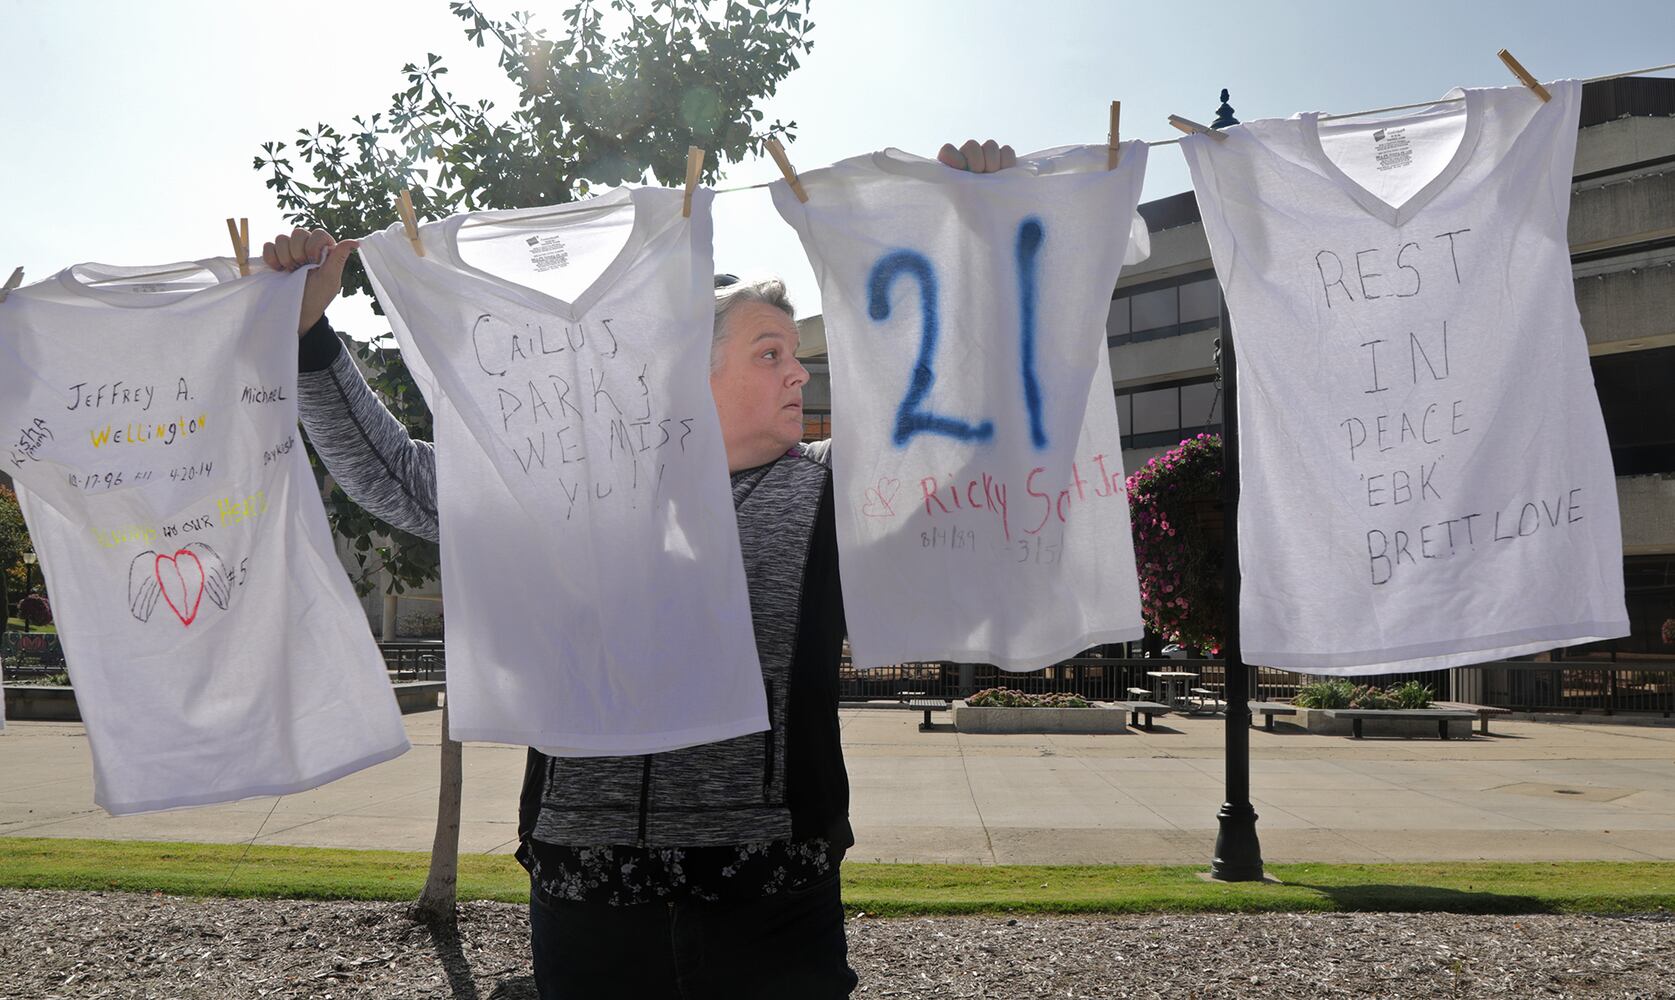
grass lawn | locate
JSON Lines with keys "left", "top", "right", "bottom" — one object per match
{"left": 3, "top": 618, "right": 55, "bottom": 633}
{"left": 1, "top": 838, "right": 1672, "bottom": 916}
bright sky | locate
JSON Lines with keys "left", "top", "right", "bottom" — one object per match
{"left": 3, "top": 0, "right": 1671, "bottom": 339}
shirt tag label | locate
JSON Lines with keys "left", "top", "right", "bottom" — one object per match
{"left": 1372, "top": 127, "right": 1413, "bottom": 172}
{"left": 525, "top": 234, "right": 571, "bottom": 272}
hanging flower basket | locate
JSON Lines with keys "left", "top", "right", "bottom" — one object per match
{"left": 1183, "top": 495, "right": 1226, "bottom": 541}
{"left": 1125, "top": 434, "right": 1226, "bottom": 655}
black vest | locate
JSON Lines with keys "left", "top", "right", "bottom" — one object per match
{"left": 521, "top": 449, "right": 845, "bottom": 847}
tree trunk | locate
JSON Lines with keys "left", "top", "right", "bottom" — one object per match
{"left": 414, "top": 700, "right": 463, "bottom": 926}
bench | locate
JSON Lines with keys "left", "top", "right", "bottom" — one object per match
{"left": 1190, "top": 687, "right": 1223, "bottom": 712}
{"left": 1433, "top": 701, "right": 1511, "bottom": 735}
{"left": 907, "top": 698, "right": 949, "bottom": 731}
{"left": 1248, "top": 701, "right": 1298, "bottom": 731}
{"left": 1126, "top": 687, "right": 1153, "bottom": 699}
{"left": 392, "top": 681, "right": 447, "bottom": 714}
{"left": 1118, "top": 701, "right": 1172, "bottom": 731}
{"left": 1322, "top": 708, "right": 1478, "bottom": 740}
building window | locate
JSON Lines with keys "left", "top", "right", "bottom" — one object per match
{"left": 1129, "top": 287, "right": 1177, "bottom": 333}
{"left": 1593, "top": 346, "right": 1675, "bottom": 475}
{"left": 1130, "top": 387, "right": 1179, "bottom": 436}
{"left": 802, "top": 412, "right": 832, "bottom": 442}
{"left": 1108, "top": 297, "right": 1130, "bottom": 336}
{"left": 1178, "top": 276, "right": 1221, "bottom": 323}
{"left": 1558, "top": 555, "right": 1675, "bottom": 660}
{"left": 1116, "top": 377, "right": 1222, "bottom": 450}
{"left": 1179, "top": 381, "right": 1220, "bottom": 428}
{"left": 1108, "top": 271, "right": 1223, "bottom": 347}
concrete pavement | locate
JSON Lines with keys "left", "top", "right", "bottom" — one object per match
{"left": 3, "top": 708, "right": 1674, "bottom": 865}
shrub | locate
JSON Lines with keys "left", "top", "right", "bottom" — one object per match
{"left": 1348, "top": 685, "right": 1397, "bottom": 710}
{"left": 1295, "top": 678, "right": 1356, "bottom": 709}
{"left": 17, "top": 593, "right": 51, "bottom": 628}
{"left": 1297, "top": 679, "right": 1431, "bottom": 710}
{"left": 966, "top": 687, "right": 1092, "bottom": 708}
{"left": 397, "top": 608, "right": 445, "bottom": 638}
{"left": 1389, "top": 680, "right": 1434, "bottom": 710}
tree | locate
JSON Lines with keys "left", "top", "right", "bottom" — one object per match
{"left": 258, "top": 0, "right": 813, "bottom": 601}
{"left": 256, "top": 0, "right": 815, "bottom": 927}
{"left": 0, "top": 484, "right": 32, "bottom": 626}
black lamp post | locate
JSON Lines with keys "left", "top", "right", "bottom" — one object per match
{"left": 1208, "top": 89, "right": 1266, "bottom": 882}
{"left": 20, "top": 551, "right": 37, "bottom": 634}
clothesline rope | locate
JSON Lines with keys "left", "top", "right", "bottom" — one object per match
{"left": 1312, "top": 59, "right": 1675, "bottom": 125}
{"left": 709, "top": 59, "right": 1675, "bottom": 174}
{"left": 58, "top": 57, "right": 1675, "bottom": 287}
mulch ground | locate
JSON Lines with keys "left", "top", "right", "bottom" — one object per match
{"left": 2, "top": 889, "right": 1671, "bottom": 998}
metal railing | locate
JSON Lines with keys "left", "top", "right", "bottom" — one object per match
{"left": 1463, "top": 661, "right": 1675, "bottom": 717}
{"left": 8, "top": 631, "right": 1663, "bottom": 717}
{"left": 0, "top": 631, "right": 66, "bottom": 679}
{"left": 377, "top": 640, "right": 446, "bottom": 680}
{"left": 1245, "top": 666, "right": 1454, "bottom": 704}
{"left": 839, "top": 654, "right": 1675, "bottom": 717}
{"left": 838, "top": 657, "right": 1230, "bottom": 703}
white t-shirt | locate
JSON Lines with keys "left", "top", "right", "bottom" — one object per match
{"left": 357, "top": 186, "right": 767, "bottom": 754}
{"left": 0, "top": 261, "right": 409, "bottom": 813}
{"left": 1181, "top": 80, "right": 1629, "bottom": 673}
{"left": 773, "top": 144, "right": 1152, "bottom": 669}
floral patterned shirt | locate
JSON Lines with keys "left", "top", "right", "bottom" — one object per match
{"left": 527, "top": 837, "right": 840, "bottom": 907}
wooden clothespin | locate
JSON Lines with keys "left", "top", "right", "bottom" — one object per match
{"left": 682, "top": 146, "right": 705, "bottom": 218}
{"left": 397, "top": 189, "right": 426, "bottom": 257}
{"left": 224, "top": 217, "right": 250, "bottom": 277}
{"left": 764, "top": 137, "right": 808, "bottom": 204}
{"left": 1168, "top": 115, "right": 1228, "bottom": 141}
{"left": 1497, "top": 49, "right": 1551, "bottom": 102}
{"left": 0, "top": 267, "right": 22, "bottom": 304}
{"left": 1107, "top": 101, "right": 1122, "bottom": 169}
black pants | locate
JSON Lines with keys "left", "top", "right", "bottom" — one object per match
{"left": 529, "top": 872, "right": 857, "bottom": 999}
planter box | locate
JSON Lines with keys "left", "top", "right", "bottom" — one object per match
{"left": 393, "top": 681, "right": 445, "bottom": 713}
{"left": 1294, "top": 706, "right": 1454, "bottom": 737}
{"left": 3, "top": 685, "right": 79, "bottom": 722}
{"left": 952, "top": 700, "right": 1128, "bottom": 734}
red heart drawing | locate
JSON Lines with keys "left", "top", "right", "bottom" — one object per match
{"left": 862, "top": 476, "right": 900, "bottom": 518}
{"left": 154, "top": 549, "right": 206, "bottom": 627}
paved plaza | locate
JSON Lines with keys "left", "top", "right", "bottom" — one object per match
{"left": 2, "top": 708, "right": 1673, "bottom": 864}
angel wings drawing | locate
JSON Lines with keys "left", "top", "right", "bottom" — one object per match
{"left": 127, "top": 542, "right": 235, "bottom": 627}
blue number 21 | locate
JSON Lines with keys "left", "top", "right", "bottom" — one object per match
{"left": 866, "top": 217, "right": 1048, "bottom": 450}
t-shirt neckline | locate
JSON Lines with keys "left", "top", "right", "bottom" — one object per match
{"left": 54, "top": 258, "right": 242, "bottom": 309}
{"left": 1298, "top": 88, "right": 1484, "bottom": 228}
{"left": 438, "top": 187, "right": 651, "bottom": 321}
{"left": 867, "top": 145, "right": 1114, "bottom": 183}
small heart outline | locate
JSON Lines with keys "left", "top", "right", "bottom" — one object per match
{"left": 155, "top": 549, "right": 206, "bottom": 627}
{"left": 862, "top": 476, "right": 900, "bottom": 518}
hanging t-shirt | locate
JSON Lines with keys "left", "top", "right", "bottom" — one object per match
{"left": 356, "top": 186, "right": 767, "bottom": 754}
{"left": 0, "top": 260, "right": 409, "bottom": 814}
{"left": 772, "top": 144, "right": 1152, "bottom": 669}
{"left": 1181, "top": 80, "right": 1629, "bottom": 673}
